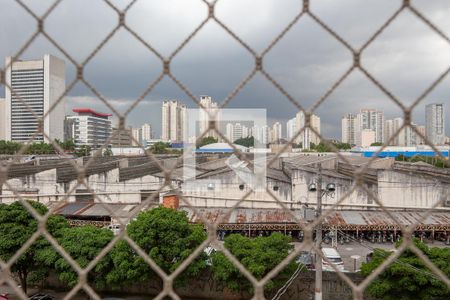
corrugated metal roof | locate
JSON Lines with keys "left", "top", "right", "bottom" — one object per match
{"left": 181, "top": 207, "right": 304, "bottom": 224}
{"left": 53, "top": 202, "right": 139, "bottom": 218}
{"left": 324, "top": 211, "right": 450, "bottom": 227}
{"left": 180, "top": 207, "right": 450, "bottom": 229}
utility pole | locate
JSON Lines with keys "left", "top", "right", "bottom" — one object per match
{"left": 315, "top": 163, "right": 322, "bottom": 300}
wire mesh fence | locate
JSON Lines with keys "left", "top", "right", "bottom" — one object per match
{"left": 0, "top": 0, "right": 449, "bottom": 299}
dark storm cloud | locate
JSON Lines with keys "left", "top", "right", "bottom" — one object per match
{"left": 1, "top": 0, "right": 449, "bottom": 138}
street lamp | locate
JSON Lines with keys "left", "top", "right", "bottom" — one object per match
{"left": 308, "top": 163, "right": 336, "bottom": 300}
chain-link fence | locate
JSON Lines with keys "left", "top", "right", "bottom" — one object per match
{"left": 0, "top": 0, "right": 449, "bottom": 299}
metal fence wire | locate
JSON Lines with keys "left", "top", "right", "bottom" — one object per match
{"left": 0, "top": 0, "right": 450, "bottom": 299}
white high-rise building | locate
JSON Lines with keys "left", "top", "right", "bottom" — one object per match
{"left": 295, "top": 111, "right": 321, "bottom": 149}
{"left": 393, "top": 117, "right": 405, "bottom": 146}
{"left": 65, "top": 108, "right": 112, "bottom": 148}
{"left": 141, "top": 123, "right": 152, "bottom": 142}
{"left": 161, "top": 100, "right": 187, "bottom": 142}
{"left": 198, "top": 95, "right": 219, "bottom": 139}
{"left": 426, "top": 103, "right": 445, "bottom": 145}
{"left": 132, "top": 127, "right": 142, "bottom": 146}
{"left": 272, "top": 122, "right": 282, "bottom": 143}
{"left": 357, "top": 109, "right": 384, "bottom": 144}
{"left": 286, "top": 117, "right": 296, "bottom": 141}
{"left": 225, "top": 123, "right": 234, "bottom": 142}
{"left": 384, "top": 119, "right": 394, "bottom": 145}
{"left": 233, "top": 123, "right": 243, "bottom": 141}
{"left": 5, "top": 55, "right": 66, "bottom": 142}
{"left": 242, "top": 125, "right": 249, "bottom": 139}
{"left": 0, "top": 98, "right": 5, "bottom": 140}
{"left": 360, "top": 129, "right": 376, "bottom": 147}
{"left": 250, "top": 126, "right": 260, "bottom": 142}
{"left": 341, "top": 113, "right": 359, "bottom": 145}
{"left": 260, "top": 125, "right": 270, "bottom": 145}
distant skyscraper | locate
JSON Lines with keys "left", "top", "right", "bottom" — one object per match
{"left": 393, "top": 117, "right": 405, "bottom": 146}
{"left": 384, "top": 118, "right": 425, "bottom": 146}
{"left": 384, "top": 119, "right": 394, "bottom": 145}
{"left": 198, "top": 95, "right": 219, "bottom": 139}
{"left": 357, "top": 109, "right": 384, "bottom": 144}
{"left": 272, "top": 122, "right": 282, "bottom": 143}
{"left": 141, "top": 123, "right": 152, "bottom": 142}
{"left": 260, "top": 125, "right": 269, "bottom": 145}
{"left": 132, "top": 127, "right": 142, "bottom": 146}
{"left": 341, "top": 113, "right": 358, "bottom": 145}
{"left": 295, "top": 111, "right": 321, "bottom": 149}
{"left": 233, "top": 123, "right": 243, "bottom": 141}
{"left": 0, "top": 98, "right": 5, "bottom": 140}
{"left": 225, "top": 123, "right": 234, "bottom": 142}
{"left": 5, "top": 55, "right": 66, "bottom": 142}
{"left": 242, "top": 125, "right": 249, "bottom": 139}
{"left": 286, "top": 117, "right": 296, "bottom": 141}
{"left": 161, "top": 100, "right": 187, "bottom": 142}
{"left": 65, "top": 108, "right": 112, "bottom": 148}
{"left": 426, "top": 103, "right": 445, "bottom": 145}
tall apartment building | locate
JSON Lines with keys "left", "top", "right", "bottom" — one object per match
{"left": 384, "top": 117, "right": 426, "bottom": 147}
{"left": 65, "top": 108, "right": 112, "bottom": 148}
{"left": 198, "top": 95, "right": 219, "bottom": 138}
{"left": 0, "top": 98, "right": 5, "bottom": 140}
{"left": 4, "top": 55, "right": 65, "bottom": 142}
{"left": 358, "top": 109, "right": 384, "bottom": 144}
{"left": 286, "top": 117, "right": 296, "bottom": 141}
{"left": 161, "top": 100, "right": 187, "bottom": 142}
{"left": 426, "top": 103, "right": 445, "bottom": 145}
{"left": 295, "top": 111, "right": 321, "bottom": 149}
{"left": 272, "top": 122, "right": 282, "bottom": 143}
{"left": 341, "top": 113, "right": 359, "bottom": 145}
{"left": 384, "top": 119, "right": 394, "bottom": 145}
{"left": 233, "top": 123, "right": 243, "bottom": 141}
{"left": 131, "top": 127, "right": 142, "bottom": 146}
{"left": 225, "top": 123, "right": 234, "bottom": 142}
{"left": 141, "top": 123, "right": 152, "bottom": 142}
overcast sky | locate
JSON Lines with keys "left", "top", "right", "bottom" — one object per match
{"left": 1, "top": 0, "right": 449, "bottom": 139}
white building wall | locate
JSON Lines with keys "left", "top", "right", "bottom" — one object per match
{"left": 182, "top": 172, "right": 292, "bottom": 209}
{"left": 377, "top": 170, "right": 447, "bottom": 208}
{"left": 0, "top": 98, "right": 5, "bottom": 140}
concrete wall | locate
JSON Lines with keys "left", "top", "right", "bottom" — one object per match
{"left": 40, "top": 270, "right": 364, "bottom": 300}
{"left": 378, "top": 169, "right": 449, "bottom": 208}
{"left": 291, "top": 168, "right": 377, "bottom": 209}
{"left": 182, "top": 171, "right": 292, "bottom": 208}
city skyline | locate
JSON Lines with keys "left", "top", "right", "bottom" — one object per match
{"left": 1, "top": 1, "right": 449, "bottom": 140}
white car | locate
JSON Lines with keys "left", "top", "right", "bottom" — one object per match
{"left": 321, "top": 247, "right": 345, "bottom": 272}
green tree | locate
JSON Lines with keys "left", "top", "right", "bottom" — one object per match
{"left": 56, "top": 139, "right": 76, "bottom": 152}
{"left": 234, "top": 136, "right": 254, "bottom": 148}
{"left": 370, "top": 142, "right": 383, "bottom": 146}
{"left": 74, "top": 145, "right": 91, "bottom": 157}
{"left": 211, "top": 233, "right": 296, "bottom": 293}
{"left": 26, "top": 142, "right": 55, "bottom": 155}
{"left": 197, "top": 136, "right": 218, "bottom": 148}
{"left": 107, "top": 207, "right": 207, "bottom": 288}
{"left": 103, "top": 148, "right": 113, "bottom": 157}
{"left": 361, "top": 239, "right": 450, "bottom": 300}
{"left": 55, "top": 225, "right": 114, "bottom": 288}
{"left": 150, "top": 142, "right": 170, "bottom": 154}
{"left": 0, "top": 140, "right": 21, "bottom": 154}
{"left": 336, "top": 142, "right": 352, "bottom": 150}
{"left": 0, "top": 201, "right": 69, "bottom": 293}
